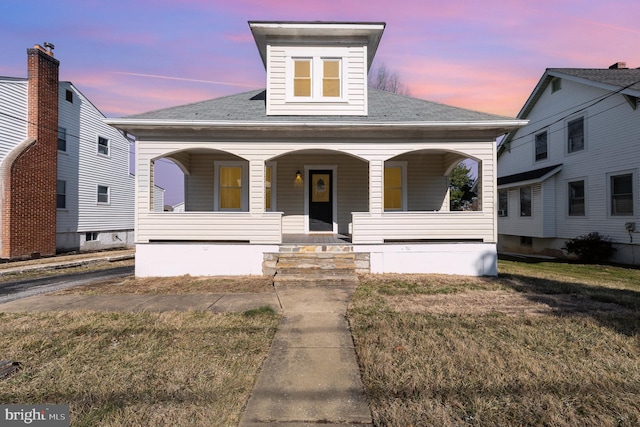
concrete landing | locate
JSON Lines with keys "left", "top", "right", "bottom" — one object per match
{"left": 239, "top": 284, "right": 372, "bottom": 426}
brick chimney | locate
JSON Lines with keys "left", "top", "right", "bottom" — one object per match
{"left": 609, "top": 62, "right": 627, "bottom": 69}
{"left": 0, "top": 44, "right": 59, "bottom": 258}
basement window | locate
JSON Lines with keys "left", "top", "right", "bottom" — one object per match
{"left": 86, "top": 232, "right": 99, "bottom": 242}
{"left": 520, "top": 236, "right": 533, "bottom": 247}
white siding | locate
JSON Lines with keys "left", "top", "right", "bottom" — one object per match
{"left": 58, "top": 82, "right": 134, "bottom": 235}
{"left": 266, "top": 45, "right": 368, "bottom": 116}
{"left": 153, "top": 185, "right": 165, "bottom": 212}
{"left": 499, "top": 75, "right": 640, "bottom": 259}
{"left": 0, "top": 78, "right": 28, "bottom": 161}
{"left": 137, "top": 212, "right": 282, "bottom": 244}
{"left": 184, "top": 151, "right": 240, "bottom": 211}
{"left": 352, "top": 211, "right": 494, "bottom": 244}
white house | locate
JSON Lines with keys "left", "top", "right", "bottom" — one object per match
{"left": 497, "top": 63, "right": 640, "bottom": 264}
{"left": 107, "top": 21, "right": 525, "bottom": 277}
{"left": 0, "top": 45, "right": 136, "bottom": 256}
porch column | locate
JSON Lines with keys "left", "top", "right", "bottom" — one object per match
{"left": 369, "top": 159, "right": 384, "bottom": 214}
{"left": 249, "top": 159, "right": 265, "bottom": 213}
{"left": 135, "top": 153, "right": 152, "bottom": 243}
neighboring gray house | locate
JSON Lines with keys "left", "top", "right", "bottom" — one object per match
{"left": 0, "top": 46, "right": 135, "bottom": 254}
{"left": 107, "top": 21, "right": 525, "bottom": 277}
{"left": 497, "top": 63, "right": 640, "bottom": 264}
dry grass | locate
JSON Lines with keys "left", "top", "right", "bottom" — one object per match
{"left": 53, "top": 274, "right": 274, "bottom": 295}
{"left": 349, "top": 264, "right": 640, "bottom": 426}
{"left": 0, "top": 309, "right": 279, "bottom": 426}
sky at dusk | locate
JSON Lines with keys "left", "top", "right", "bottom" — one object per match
{"left": 2, "top": 0, "right": 639, "bottom": 205}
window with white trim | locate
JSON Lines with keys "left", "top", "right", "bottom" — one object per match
{"left": 384, "top": 162, "right": 407, "bottom": 211}
{"left": 58, "top": 127, "right": 67, "bottom": 152}
{"left": 214, "top": 162, "right": 248, "bottom": 211}
{"left": 98, "top": 136, "right": 109, "bottom": 156}
{"left": 86, "top": 232, "right": 98, "bottom": 241}
{"left": 56, "top": 180, "right": 66, "bottom": 209}
{"left": 520, "top": 186, "right": 531, "bottom": 217}
{"left": 610, "top": 172, "right": 634, "bottom": 216}
{"left": 535, "top": 130, "right": 547, "bottom": 161}
{"left": 567, "top": 117, "right": 584, "bottom": 153}
{"left": 568, "top": 180, "right": 585, "bottom": 216}
{"left": 498, "top": 189, "right": 508, "bottom": 216}
{"left": 97, "top": 185, "right": 110, "bottom": 204}
{"left": 289, "top": 55, "right": 344, "bottom": 101}
{"left": 265, "top": 162, "right": 277, "bottom": 211}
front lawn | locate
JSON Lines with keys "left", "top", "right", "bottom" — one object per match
{"left": 348, "top": 262, "right": 640, "bottom": 426}
{"left": 1, "top": 309, "right": 278, "bottom": 426}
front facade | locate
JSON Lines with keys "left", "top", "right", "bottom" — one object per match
{"left": 108, "top": 21, "right": 525, "bottom": 277}
{"left": 0, "top": 45, "right": 135, "bottom": 257}
{"left": 497, "top": 64, "right": 640, "bottom": 264}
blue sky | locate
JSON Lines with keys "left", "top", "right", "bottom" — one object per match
{"left": 2, "top": 0, "right": 639, "bottom": 204}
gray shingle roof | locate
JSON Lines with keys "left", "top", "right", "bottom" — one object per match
{"left": 548, "top": 68, "right": 640, "bottom": 92}
{"left": 124, "top": 88, "right": 515, "bottom": 123}
{"left": 498, "top": 164, "right": 562, "bottom": 186}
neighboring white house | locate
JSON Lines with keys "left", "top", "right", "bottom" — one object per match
{"left": 107, "top": 21, "right": 525, "bottom": 277}
{"left": 0, "top": 47, "right": 136, "bottom": 254}
{"left": 497, "top": 63, "right": 640, "bottom": 264}
{"left": 171, "top": 202, "right": 185, "bottom": 213}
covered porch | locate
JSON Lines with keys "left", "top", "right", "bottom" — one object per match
{"left": 137, "top": 145, "right": 493, "bottom": 245}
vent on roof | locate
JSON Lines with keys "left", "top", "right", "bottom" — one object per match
{"left": 609, "top": 62, "right": 627, "bottom": 69}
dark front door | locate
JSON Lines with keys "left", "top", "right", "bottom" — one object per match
{"left": 309, "top": 170, "right": 333, "bottom": 232}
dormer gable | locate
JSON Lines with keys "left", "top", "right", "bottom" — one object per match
{"left": 249, "top": 21, "right": 385, "bottom": 116}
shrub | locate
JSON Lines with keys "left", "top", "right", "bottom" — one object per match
{"left": 562, "top": 232, "right": 616, "bottom": 263}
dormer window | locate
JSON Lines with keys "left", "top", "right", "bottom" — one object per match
{"left": 250, "top": 21, "right": 385, "bottom": 116}
{"left": 294, "top": 59, "right": 312, "bottom": 97}
{"left": 288, "top": 52, "right": 344, "bottom": 101}
{"left": 322, "top": 59, "right": 341, "bottom": 97}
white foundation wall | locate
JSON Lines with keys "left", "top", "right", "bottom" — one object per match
{"left": 355, "top": 243, "right": 498, "bottom": 276}
{"left": 135, "top": 243, "right": 279, "bottom": 277}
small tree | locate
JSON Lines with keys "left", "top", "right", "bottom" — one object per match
{"left": 368, "top": 63, "right": 411, "bottom": 95}
{"left": 449, "top": 163, "right": 476, "bottom": 211}
{"left": 562, "top": 232, "right": 616, "bottom": 263}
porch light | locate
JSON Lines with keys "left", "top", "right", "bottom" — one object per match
{"left": 294, "top": 170, "right": 303, "bottom": 187}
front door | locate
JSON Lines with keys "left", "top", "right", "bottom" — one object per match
{"left": 309, "top": 170, "right": 333, "bottom": 232}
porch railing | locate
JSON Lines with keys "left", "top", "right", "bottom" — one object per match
{"left": 351, "top": 211, "right": 495, "bottom": 244}
{"left": 136, "top": 212, "right": 283, "bottom": 244}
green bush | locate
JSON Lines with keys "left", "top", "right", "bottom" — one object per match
{"left": 562, "top": 232, "right": 616, "bottom": 263}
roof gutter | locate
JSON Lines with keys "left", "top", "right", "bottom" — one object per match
{"left": 104, "top": 118, "right": 528, "bottom": 129}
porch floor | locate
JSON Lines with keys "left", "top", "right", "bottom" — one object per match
{"left": 282, "top": 234, "right": 352, "bottom": 244}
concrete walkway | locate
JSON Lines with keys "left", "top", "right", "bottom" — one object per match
{"left": 240, "top": 284, "right": 372, "bottom": 426}
{"left": 0, "top": 292, "right": 280, "bottom": 313}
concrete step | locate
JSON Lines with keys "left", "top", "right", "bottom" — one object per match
{"left": 279, "top": 245, "right": 353, "bottom": 254}
{"left": 276, "top": 259, "right": 356, "bottom": 270}
{"left": 273, "top": 252, "right": 358, "bottom": 286}
{"left": 273, "top": 278, "right": 358, "bottom": 288}
{"left": 277, "top": 252, "right": 356, "bottom": 259}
